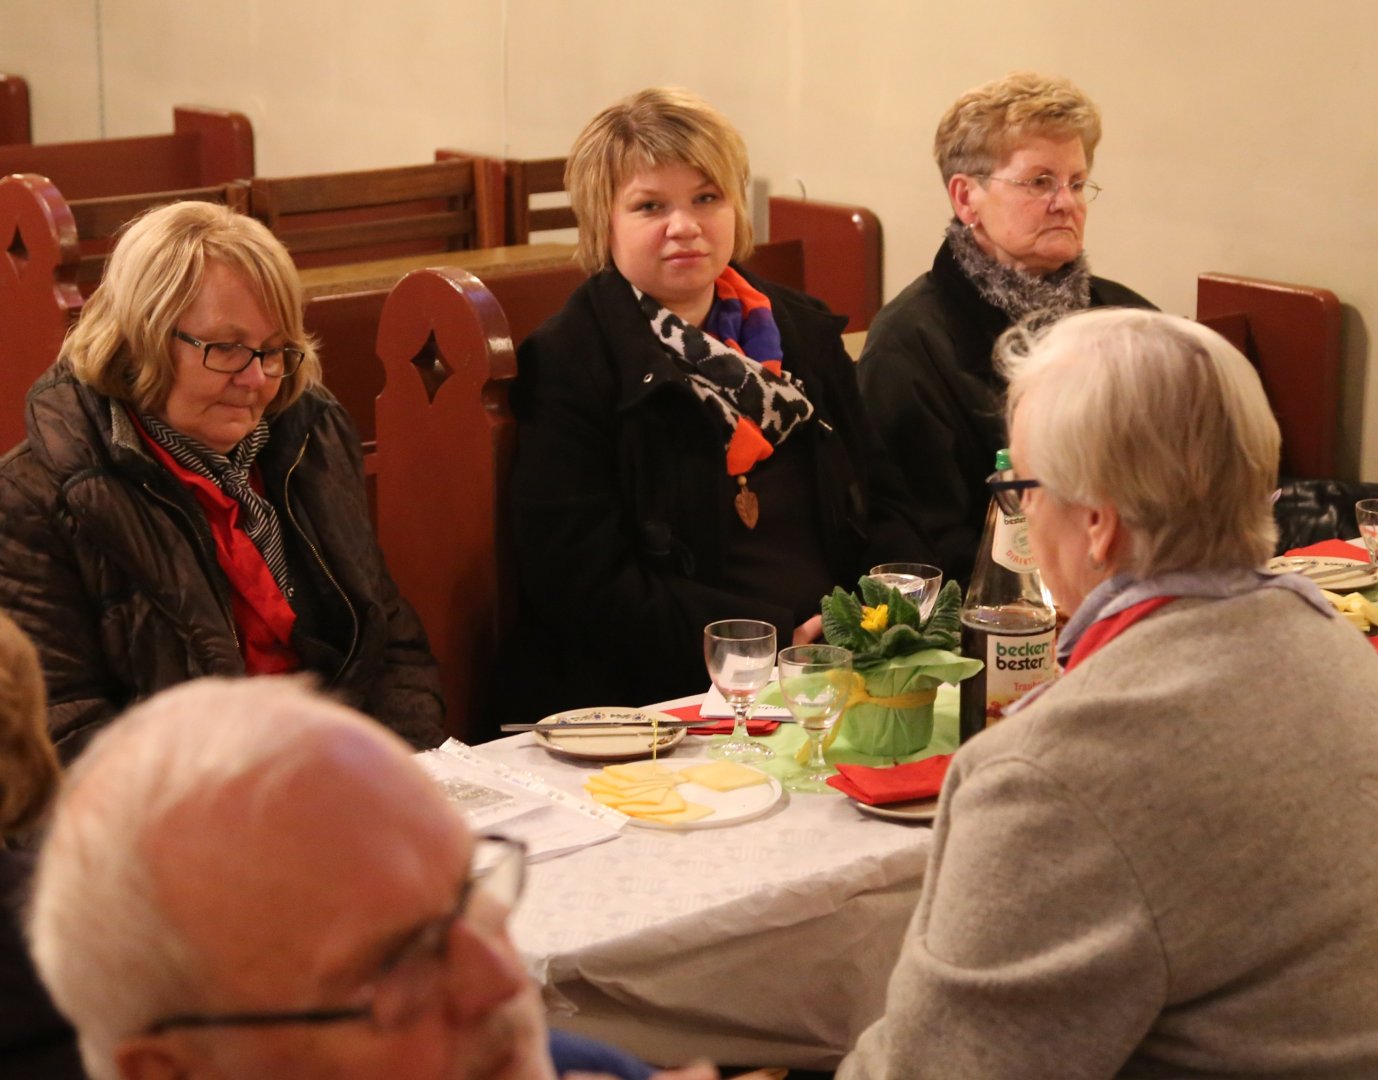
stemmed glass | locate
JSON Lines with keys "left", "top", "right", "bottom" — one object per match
{"left": 1357, "top": 499, "right": 1378, "bottom": 566}
{"left": 777, "top": 644, "right": 853, "bottom": 792}
{"left": 868, "top": 563, "right": 943, "bottom": 620}
{"left": 704, "top": 620, "right": 777, "bottom": 762}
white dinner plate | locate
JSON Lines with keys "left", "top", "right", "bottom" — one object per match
{"left": 592, "top": 757, "right": 783, "bottom": 831}
{"left": 534, "top": 707, "right": 686, "bottom": 763}
{"left": 1267, "top": 555, "right": 1378, "bottom": 592}
{"left": 851, "top": 796, "right": 940, "bottom": 824}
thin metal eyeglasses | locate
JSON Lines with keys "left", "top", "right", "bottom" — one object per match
{"left": 987, "top": 470, "right": 1041, "bottom": 516}
{"left": 975, "top": 174, "right": 1102, "bottom": 204}
{"left": 143, "top": 835, "right": 527, "bottom": 1036}
{"left": 172, "top": 329, "right": 306, "bottom": 378}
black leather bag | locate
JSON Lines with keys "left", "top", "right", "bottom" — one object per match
{"left": 1273, "top": 477, "right": 1378, "bottom": 554}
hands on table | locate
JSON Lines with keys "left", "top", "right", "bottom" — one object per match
{"left": 792, "top": 614, "right": 823, "bottom": 645}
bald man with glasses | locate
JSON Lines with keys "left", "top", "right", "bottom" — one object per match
{"left": 27, "top": 678, "right": 716, "bottom": 1080}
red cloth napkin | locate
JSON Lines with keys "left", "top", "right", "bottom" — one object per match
{"left": 826, "top": 755, "right": 953, "bottom": 806}
{"left": 663, "top": 703, "right": 781, "bottom": 736}
{"left": 1283, "top": 540, "right": 1378, "bottom": 652}
{"left": 1285, "top": 539, "right": 1369, "bottom": 560}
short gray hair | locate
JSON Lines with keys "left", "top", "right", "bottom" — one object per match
{"left": 999, "top": 308, "right": 1280, "bottom": 576}
{"left": 27, "top": 677, "right": 415, "bottom": 1080}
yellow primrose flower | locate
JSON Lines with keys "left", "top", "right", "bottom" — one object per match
{"left": 860, "top": 604, "right": 889, "bottom": 632}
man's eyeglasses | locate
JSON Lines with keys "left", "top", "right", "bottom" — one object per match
{"left": 172, "top": 330, "right": 306, "bottom": 379}
{"left": 975, "top": 174, "right": 1102, "bottom": 204}
{"left": 143, "top": 835, "right": 527, "bottom": 1036}
{"left": 987, "top": 470, "right": 1041, "bottom": 516}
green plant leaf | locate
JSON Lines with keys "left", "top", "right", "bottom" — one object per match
{"left": 858, "top": 575, "right": 890, "bottom": 608}
{"left": 821, "top": 587, "right": 871, "bottom": 653}
{"left": 916, "top": 580, "right": 963, "bottom": 651}
{"left": 877, "top": 622, "right": 923, "bottom": 659}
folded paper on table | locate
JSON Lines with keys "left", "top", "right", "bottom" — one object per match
{"left": 699, "top": 678, "right": 791, "bottom": 720}
{"left": 663, "top": 703, "right": 781, "bottom": 736}
{"left": 826, "top": 754, "right": 953, "bottom": 806}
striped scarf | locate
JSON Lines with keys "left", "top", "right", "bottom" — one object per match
{"left": 136, "top": 412, "right": 293, "bottom": 596}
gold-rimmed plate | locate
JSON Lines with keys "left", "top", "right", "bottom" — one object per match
{"left": 534, "top": 708, "right": 686, "bottom": 762}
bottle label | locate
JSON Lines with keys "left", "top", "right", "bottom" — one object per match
{"left": 982, "top": 628, "right": 1056, "bottom": 726}
{"left": 992, "top": 512, "right": 1037, "bottom": 573}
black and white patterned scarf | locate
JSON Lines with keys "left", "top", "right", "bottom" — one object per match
{"left": 138, "top": 411, "right": 293, "bottom": 595}
{"left": 947, "top": 218, "right": 1092, "bottom": 331}
{"left": 633, "top": 285, "right": 813, "bottom": 468}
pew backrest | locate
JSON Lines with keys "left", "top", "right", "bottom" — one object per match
{"left": 0, "top": 174, "right": 81, "bottom": 453}
{"left": 250, "top": 159, "right": 502, "bottom": 269}
{"left": 768, "top": 196, "right": 881, "bottom": 333}
{"left": 373, "top": 268, "right": 517, "bottom": 739}
{"left": 0, "top": 106, "right": 253, "bottom": 199}
{"left": 1196, "top": 272, "right": 1342, "bottom": 479}
{"left": 0, "top": 74, "right": 31, "bottom": 145}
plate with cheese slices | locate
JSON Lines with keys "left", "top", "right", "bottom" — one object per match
{"left": 534, "top": 708, "right": 686, "bottom": 762}
{"left": 582, "top": 758, "right": 783, "bottom": 830}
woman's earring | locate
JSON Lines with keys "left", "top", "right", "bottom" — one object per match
{"left": 1088, "top": 554, "right": 1106, "bottom": 572}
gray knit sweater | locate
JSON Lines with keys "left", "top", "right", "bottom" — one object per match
{"left": 839, "top": 587, "right": 1378, "bottom": 1079}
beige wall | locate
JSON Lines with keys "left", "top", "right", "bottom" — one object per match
{"left": 5, "top": 0, "right": 1375, "bottom": 475}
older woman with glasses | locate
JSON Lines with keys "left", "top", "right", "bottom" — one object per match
{"left": 0, "top": 201, "right": 445, "bottom": 760}
{"left": 859, "top": 71, "right": 1154, "bottom": 585}
{"left": 840, "top": 309, "right": 1378, "bottom": 1079}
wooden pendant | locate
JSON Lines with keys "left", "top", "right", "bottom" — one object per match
{"left": 734, "top": 475, "right": 759, "bottom": 529}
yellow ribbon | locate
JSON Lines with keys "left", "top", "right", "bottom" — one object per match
{"left": 798, "top": 675, "right": 936, "bottom": 762}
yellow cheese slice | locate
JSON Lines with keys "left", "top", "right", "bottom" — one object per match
{"left": 637, "top": 802, "right": 714, "bottom": 823}
{"left": 603, "top": 762, "right": 679, "bottom": 784}
{"left": 677, "top": 760, "right": 768, "bottom": 792}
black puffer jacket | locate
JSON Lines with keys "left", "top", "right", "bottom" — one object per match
{"left": 858, "top": 238, "right": 1155, "bottom": 584}
{"left": 498, "top": 266, "right": 932, "bottom": 729}
{"left": 0, "top": 360, "right": 445, "bottom": 760}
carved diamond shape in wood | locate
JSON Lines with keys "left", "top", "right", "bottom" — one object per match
{"left": 409, "top": 329, "right": 452, "bottom": 404}
{"left": 4, "top": 223, "right": 27, "bottom": 268}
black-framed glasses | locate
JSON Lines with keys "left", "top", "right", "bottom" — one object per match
{"left": 172, "top": 329, "right": 306, "bottom": 379}
{"left": 143, "top": 835, "right": 527, "bottom": 1036}
{"left": 987, "top": 470, "right": 1041, "bottom": 516}
{"left": 975, "top": 174, "right": 1102, "bottom": 204}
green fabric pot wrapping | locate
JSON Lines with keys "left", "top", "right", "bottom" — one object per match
{"left": 843, "top": 650, "right": 984, "bottom": 757}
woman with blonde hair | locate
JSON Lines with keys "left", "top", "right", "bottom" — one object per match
{"left": 859, "top": 71, "right": 1154, "bottom": 584}
{"left": 502, "top": 87, "right": 929, "bottom": 728}
{"left": 0, "top": 612, "right": 83, "bottom": 1078}
{"left": 0, "top": 202, "right": 444, "bottom": 760}
{"left": 840, "top": 309, "right": 1378, "bottom": 1079}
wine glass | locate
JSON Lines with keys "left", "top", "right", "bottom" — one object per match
{"left": 868, "top": 562, "right": 944, "bottom": 620}
{"left": 1357, "top": 499, "right": 1378, "bottom": 566}
{"left": 704, "top": 620, "right": 777, "bottom": 761}
{"left": 777, "top": 645, "right": 853, "bottom": 792}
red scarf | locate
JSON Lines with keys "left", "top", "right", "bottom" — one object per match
{"left": 1063, "top": 596, "right": 1175, "bottom": 673}
{"left": 133, "top": 420, "right": 300, "bottom": 675}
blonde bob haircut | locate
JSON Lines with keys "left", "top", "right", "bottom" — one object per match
{"left": 999, "top": 308, "right": 1280, "bottom": 577}
{"left": 64, "top": 201, "right": 321, "bottom": 417}
{"left": 0, "top": 611, "right": 58, "bottom": 839}
{"left": 934, "top": 71, "right": 1103, "bottom": 183}
{"left": 565, "top": 87, "right": 753, "bottom": 274}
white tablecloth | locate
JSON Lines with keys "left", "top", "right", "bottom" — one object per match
{"left": 475, "top": 695, "right": 946, "bottom": 1069}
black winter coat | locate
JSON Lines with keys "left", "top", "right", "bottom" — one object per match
{"left": 857, "top": 238, "right": 1155, "bottom": 584}
{"left": 0, "top": 361, "right": 445, "bottom": 760}
{"left": 499, "top": 267, "right": 932, "bottom": 728}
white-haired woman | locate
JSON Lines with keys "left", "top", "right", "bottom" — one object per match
{"left": 840, "top": 309, "right": 1378, "bottom": 1079}
{"left": 859, "top": 72, "right": 1154, "bottom": 584}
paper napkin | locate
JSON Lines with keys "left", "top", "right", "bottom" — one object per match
{"left": 826, "top": 755, "right": 953, "bottom": 806}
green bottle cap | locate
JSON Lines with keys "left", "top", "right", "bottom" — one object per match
{"left": 994, "top": 448, "right": 1012, "bottom": 471}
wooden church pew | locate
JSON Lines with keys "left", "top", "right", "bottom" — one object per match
{"left": 0, "top": 105, "right": 253, "bottom": 200}
{"left": 0, "top": 74, "right": 31, "bottom": 145}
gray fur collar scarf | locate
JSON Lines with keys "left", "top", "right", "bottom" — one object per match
{"left": 946, "top": 218, "right": 1091, "bottom": 327}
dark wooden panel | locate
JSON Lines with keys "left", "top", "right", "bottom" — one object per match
{"left": 0, "top": 74, "right": 31, "bottom": 145}
{"left": 768, "top": 196, "right": 882, "bottom": 333}
{"left": 1197, "top": 272, "right": 1342, "bottom": 479}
